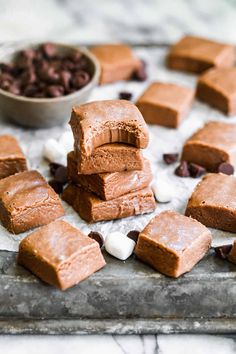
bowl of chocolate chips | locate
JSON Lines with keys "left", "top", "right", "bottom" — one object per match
{"left": 0, "top": 42, "right": 100, "bottom": 128}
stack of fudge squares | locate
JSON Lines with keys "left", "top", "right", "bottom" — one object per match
{"left": 62, "top": 99, "right": 156, "bottom": 222}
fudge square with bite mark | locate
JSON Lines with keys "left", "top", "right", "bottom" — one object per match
{"left": 196, "top": 67, "right": 236, "bottom": 115}
{"left": 135, "top": 210, "right": 212, "bottom": 278}
{"left": 136, "top": 82, "right": 194, "bottom": 128}
{"left": 186, "top": 173, "right": 236, "bottom": 232}
{"left": 90, "top": 44, "right": 141, "bottom": 84}
{"left": 0, "top": 170, "right": 64, "bottom": 234}
{"left": 181, "top": 121, "right": 236, "bottom": 172}
{"left": 18, "top": 220, "right": 106, "bottom": 290}
{"left": 0, "top": 135, "right": 27, "bottom": 179}
{"left": 166, "top": 35, "right": 235, "bottom": 73}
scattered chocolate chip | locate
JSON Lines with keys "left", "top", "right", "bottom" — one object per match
{"left": 132, "top": 62, "right": 147, "bottom": 81}
{"left": 88, "top": 231, "right": 104, "bottom": 248}
{"left": 189, "top": 163, "right": 206, "bottom": 178}
{"left": 48, "top": 179, "right": 63, "bottom": 194}
{"left": 49, "top": 162, "right": 65, "bottom": 176}
{"left": 214, "top": 244, "right": 232, "bottom": 260}
{"left": 127, "top": 230, "right": 140, "bottom": 243}
{"left": 218, "top": 162, "right": 234, "bottom": 175}
{"left": 163, "top": 153, "right": 179, "bottom": 165}
{"left": 119, "top": 91, "right": 133, "bottom": 101}
{"left": 175, "top": 161, "right": 190, "bottom": 177}
{"left": 54, "top": 165, "right": 68, "bottom": 184}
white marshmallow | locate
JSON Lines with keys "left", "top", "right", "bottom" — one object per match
{"left": 58, "top": 131, "right": 74, "bottom": 154}
{"left": 43, "top": 138, "right": 66, "bottom": 165}
{"left": 152, "top": 178, "right": 175, "bottom": 203}
{"left": 105, "top": 231, "right": 136, "bottom": 261}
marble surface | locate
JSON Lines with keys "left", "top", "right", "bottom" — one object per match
{"left": 1, "top": 0, "right": 236, "bottom": 353}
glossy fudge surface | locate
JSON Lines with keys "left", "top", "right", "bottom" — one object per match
{"left": 182, "top": 121, "right": 236, "bottom": 171}
{"left": 135, "top": 211, "right": 212, "bottom": 278}
{"left": 91, "top": 44, "right": 141, "bottom": 84}
{"left": 0, "top": 170, "right": 64, "bottom": 234}
{"left": 73, "top": 143, "right": 144, "bottom": 175}
{"left": 186, "top": 173, "right": 236, "bottom": 232}
{"left": 18, "top": 220, "right": 106, "bottom": 290}
{"left": 70, "top": 100, "right": 149, "bottom": 156}
{"left": 62, "top": 184, "right": 156, "bottom": 223}
{"left": 0, "top": 135, "right": 27, "bottom": 179}
{"left": 197, "top": 67, "right": 236, "bottom": 115}
{"left": 166, "top": 35, "right": 235, "bottom": 73}
{"left": 68, "top": 151, "right": 152, "bottom": 200}
{"left": 136, "top": 82, "right": 194, "bottom": 128}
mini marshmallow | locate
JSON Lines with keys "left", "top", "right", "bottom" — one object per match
{"left": 58, "top": 131, "right": 74, "bottom": 154}
{"left": 105, "top": 231, "right": 136, "bottom": 261}
{"left": 43, "top": 138, "right": 66, "bottom": 165}
{"left": 152, "top": 178, "right": 175, "bottom": 203}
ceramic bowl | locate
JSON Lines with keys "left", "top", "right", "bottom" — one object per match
{"left": 0, "top": 43, "right": 100, "bottom": 128}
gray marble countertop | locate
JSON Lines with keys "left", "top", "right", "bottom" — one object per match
{"left": 1, "top": 0, "right": 236, "bottom": 353}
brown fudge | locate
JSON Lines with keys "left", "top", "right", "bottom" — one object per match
{"left": 0, "top": 135, "right": 27, "bottom": 179}
{"left": 68, "top": 151, "right": 152, "bottom": 200}
{"left": 136, "top": 82, "right": 194, "bottom": 128}
{"left": 135, "top": 210, "right": 212, "bottom": 278}
{"left": 18, "top": 220, "right": 106, "bottom": 290}
{"left": 62, "top": 184, "right": 156, "bottom": 223}
{"left": 196, "top": 67, "right": 236, "bottom": 115}
{"left": 0, "top": 170, "right": 64, "bottom": 234}
{"left": 70, "top": 100, "right": 149, "bottom": 156}
{"left": 182, "top": 121, "right": 236, "bottom": 172}
{"left": 227, "top": 240, "right": 236, "bottom": 264}
{"left": 166, "top": 35, "right": 235, "bottom": 73}
{"left": 73, "top": 143, "right": 144, "bottom": 175}
{"left": 186, "top": 173, "right": 236, "bottom": 232}
{"left": 90, "top": 44, "right": 141, "bottom": 84}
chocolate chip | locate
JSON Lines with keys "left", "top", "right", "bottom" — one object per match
{"left": 175, "top": 161, "right": 190, "bottom": 177}
{"left": 127, "top": 230, "right": 140, "bottom": 243}
{"left": 23, "top": 84, "right": 38, "bottom": 97}
{"left": 214, "top": 244, "right": 232, "bottom": 260}
{"left": 41, "top": 43, "right": 56, "bottom": 59}
{"left": 49, "top": 162, "right": 64, "bottom": 176}
{"left": 54, "top": 166, "right": 68, "bottom": 184}
{"left": 8, "top": 84, "right": 20, "bottom": 95}
{"left": 88, "top": 231, "right": 104, "bottom": 248}
{"left": 163, "top": 153, "right": 179, "bottom": 165}
{"left": 0, "top": 63, "right": 14, "bottom": 74}
{"left": 72, "top": 71, "right": 90, "bottom": 89}
{"left": 60, "top": 70, "right": 71, "bottom": 91}
{"left": 69, "top": 50, "right": 82, "bottom": 63}
{"left": 48, "top": 179, "right": 63, "bottom": 194}
{"left": 21, "top": 68, "right": 37, "bottom": 86}
{"left": 218, "top": 162, "right": 234, "bottom": 175}
{"left": 189, "top": 163, "right": 206, "bottom": 178}
{"left": 119, "top": 91, "right": 133, "bottom": 101}
{"left": 47, "top": 85, "right": 64, "bottom": 97}
{"left": 132, "top": 62, "right": 147, "bottom": 81}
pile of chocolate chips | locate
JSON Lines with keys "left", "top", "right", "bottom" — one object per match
{"left": 0, "top": 43, "right": 92, "bottom": 98}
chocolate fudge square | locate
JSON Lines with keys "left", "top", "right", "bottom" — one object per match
{"left": 186, "top": 173, "right": 236, "bottom": 232}
{"left": 135, "top": 210, "right": 212, "bottom": 278}
{"left": 0, "top": 135, "right": 27, "bottom": 179}
{"left": 197, "top": 67, "right": 236, "bottom": 115}
{"left": 0, "top": 170, "right": 64, "bottom": 234}
{"left": 182, "top": 121, "right": 236, "bottom": 172}
{"left": 68, "top": 151, "right": 152, "bottom": 200}
{"left": 166, "top": 35, "right": 235, "bottom": 73}
{"left": 18, "top": 220, "right": 106, "bottom": 290}
{"left": 136, "top": 82, "right": 194, "bottom": 128}
{"left": 74, "top": 143, "right": 144, "bottom": 175}
{"left": 90, "top": 44, "right": 141, "bottom": 84}
{"left": 62, "top": 184, "right": 156, "bottom": 223}
{"left": 70, "top": 100, "right": 149, "bottom": 157}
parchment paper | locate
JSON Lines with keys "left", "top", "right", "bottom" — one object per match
{"left": 1, "top": 46, "right": 236, "bottom": 251}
